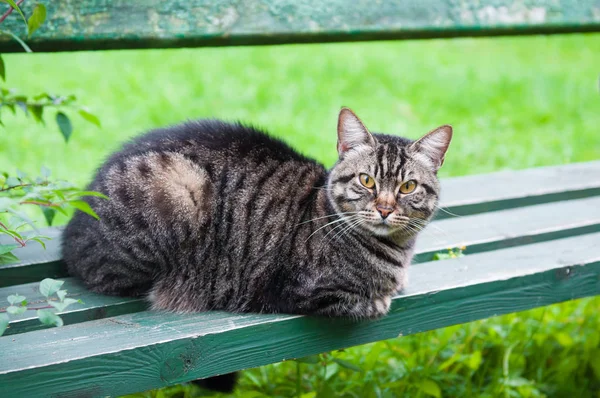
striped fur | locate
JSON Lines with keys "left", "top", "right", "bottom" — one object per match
{"left": 63, "top": 109, "right": 452, "bottom": 321}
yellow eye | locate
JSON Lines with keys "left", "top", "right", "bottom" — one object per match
{"left": 359, "top": 173, "right": 375, "bottom": 189}
{"left": 400, "top": 180, "right": 417, "bottom": 194}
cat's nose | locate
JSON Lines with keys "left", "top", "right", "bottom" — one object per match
{"left": 376, "top": 205, "right": 394, "bottom": 219}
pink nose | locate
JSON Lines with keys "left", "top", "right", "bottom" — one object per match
{"left": 376, "top": 205, "right": 393, "bottom": 219}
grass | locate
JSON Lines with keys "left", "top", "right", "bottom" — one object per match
{"left": 2, "top": 33, "right": 600, "bottom": 397}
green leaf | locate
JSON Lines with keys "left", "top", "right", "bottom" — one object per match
{"left": 0, "top": 244, "right": 18, "bottom": 255}
{"left": 56, "top": 112, "right": 72, "bottom": 142}
{"left": 75, "top": 191, "right": 109, "bottom": 200}
{"left": 0, "top": 313, "right": 8, "bottom": 336}
{"left": 332, "top": 358, "right": 362, "bottom": 372}
{"left": 0, "top": 54, "right": 5, "bottom": 81}
{"left": 418, "top": 379, "right": 441, "bottom": 398}
{"left": 68, "top": 200, "right": 99, "bottom": 220}
{"left": 39, "top": 278, "right": 64, "bottom": 298}
{"left": 41, "top": 207, "right": 56, "bottom": 226}
{"left": 0, "top": 251, "right": 19, "bottom": 265}
{"left": 56, "top": 289, "right": 67, "bottom": 301}
{"left": 6, "top": 305, "right": 26, "bottom": 315}
{"left": 590, "top": 350, "right": 600, "bottom": 379}
{"left": 49, "top": 298, "right": 79, "bottom": 312}
{"left": 30, "top": 237, "right": 47, "bottom": 250}
{"left": 467, "top": 350, "right": 483, "bottom": 370}
{"left": 28, "top": 104, "right": 44, "bottom": 123}
{"left": 37, "top": 309, "right": 63, "bottom": 327}
{"left": 27, "top": 3, "right": 46, "bottom": 37}
{"left": 7, "top": 294, "right": 26, "bottom": 305}
{"left": 2, "top": 0, "right": 27, "bottom": 28}
{"left": 78, "top": 109, "right": 101, "bottom": 127}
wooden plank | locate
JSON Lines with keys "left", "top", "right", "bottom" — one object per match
{"left": 1, "top": 232, "right": 599, "bottom": 397}
{"left": 437, "top": 161, "right": 600, "bottom": 219}
{"left": 414, "top": 196, "right": 600, "bottom": 262}
{"left": 1, "top": 0, "right": 600, "bottom": 53}
{"left": 2, "top": 161, "right": 599, "bottom": 286}
{"left": 0, "top": 279, "right": 146, "bottom": 336}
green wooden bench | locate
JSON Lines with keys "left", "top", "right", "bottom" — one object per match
{"left": 2, "top": 1, "right": 600, "bottom": 397}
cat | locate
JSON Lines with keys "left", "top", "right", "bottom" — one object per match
{"left": 62, "top": 108, "right": 452, "bottom": 392}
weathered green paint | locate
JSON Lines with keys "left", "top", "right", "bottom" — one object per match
{"left": 1, "top": 0, "right": 600, "bottom": 52}
{"left": 0, "top": 278, "right": 147, "bottom": 336}
{"left": 1, "top": 232, "right": 599, "bottom": 397}
{"left": 2, "top": 161, "right": 599, "bottom": 286}
{"left": 437, "top": 160, "right": 600, "bottom": 219}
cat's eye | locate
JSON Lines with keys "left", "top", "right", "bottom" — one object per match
{"left": 399, "top": 180, "right": 417, "bottom": 194}
{"left": 359, "top": 173, "right": 375, "bottom": 189}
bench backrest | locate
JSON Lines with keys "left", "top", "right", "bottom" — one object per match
{"left": 2, "top": 0, "right": 600, "bottom": 52}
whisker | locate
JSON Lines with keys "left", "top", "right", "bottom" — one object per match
{"left": 304, "top": 215, "right": 358, "bottom": 242}
{"left": 295, "top": 211, "right": 361, "bottom": 226}
{"left": 434, "top": 205, "right": 463, "bottom": 218}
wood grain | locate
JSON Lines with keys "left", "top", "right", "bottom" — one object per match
{"left": 1, "top": 232, "right": 599, "bottom": 397}
{"left": 1, "top": 0, "right": 600, "bottom": 52}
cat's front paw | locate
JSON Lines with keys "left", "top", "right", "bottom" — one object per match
{"left": 368, "top": 296, "right": 391, "bottom": 318}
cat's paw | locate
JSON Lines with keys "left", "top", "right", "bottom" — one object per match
{"left": 369, "top": 296, "right": 391, "bottom": 318}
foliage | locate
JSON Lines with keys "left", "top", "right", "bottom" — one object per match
{"left": 432, "top": 246, "right": 466, "bottom": 261}
{"left": 0, "top": 0, "right": 101, "bottom": 263}
{"left": 0, "top": 277, "right": 81, "bottom": 336}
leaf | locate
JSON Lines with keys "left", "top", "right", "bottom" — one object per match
{"left": 39, "top": 278, "right": 64, "bottom": 298}
{"left": 30, "top": 237, "right": 47, "bottom": 250}
{"left": 2, "top": 0, "right": 27, "bottom": 27}
{"left": 467, "top": 350, "right": 482, "bottom": 370}
{"left": 78, "top": 109, "right": 101, "bottom": 127}
{"left": 27, "top": 3, "right": 46, "bottom": 37}
{"left": 68, "top": 200, "right": 99, "bottom": 220}
{"left": 41, "top": 207, "right": 56, "bottom": 226}
{"left": 55, "top": 112, "right": 72, "bottom": 142}
{"left": 0, "top": 54, "right": 5, "bottom": 81}
{"left": 7, "top": 294, "right": 26, "bottom": 305}
{"left": 56, "top": 289, "right": 67, "bottom": 301}
{"left": 0, "top": 251, "right": 19, "bottom": 265}
{"left": 0, "top": 313, "right": 8, "bottom": 336}
{"left": 418, "top": 379, "right": 441, "bottom": 398}
{"left": 28, "top": 104, "right": 44, "bottom": 123}
{"left": 75, "top": 191, "right": 109, "bottom": 200}
{"left": 49, "top": 297, "right": 80, "bottom": 312}
{"left": 6, "top": 305, "right": 26, "bottom": 315}
{"left": 332, "top": 358, "right": 362, "bottom": 372}
{"left": 37, "top": 309, "right": 63, "bottom": 327}
{"left": 0, "top": 244, "right": 18, "bottom": 255}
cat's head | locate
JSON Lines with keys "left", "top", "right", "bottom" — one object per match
{"left": 327, "top": 108, "right": 452, "bottom": 237}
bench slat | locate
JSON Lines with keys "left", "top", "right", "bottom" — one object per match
{"left": 2, "top": 0, "right": 600, "bottom": 53}
{"left": 3, "top": 194, "right": 599, "bottom": 335}
{"left": 2, "top": 161, "right": 598, "bottom": 287}
{"left": 1, "top": 232, "right": 599, "bottom": 397}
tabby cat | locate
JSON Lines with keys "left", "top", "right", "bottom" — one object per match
{"left": 63, "top": 108, "right": 452, "bottom": 392}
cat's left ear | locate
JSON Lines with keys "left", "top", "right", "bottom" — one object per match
{"left": 410, "top": 125, "right": 453, "bottom": 171}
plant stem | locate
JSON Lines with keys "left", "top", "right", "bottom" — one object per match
{"left": 0, "top": 305, "right": 53, "bottom": 313}
{"left": 0, "top": 220, "right": 26, "bottom": 247}
{"left": 0, "top": 0, "right": 25, "bottom": 24}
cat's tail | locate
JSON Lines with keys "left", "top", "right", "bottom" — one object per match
{"left": 192, "top": 372, "right": 238, "bottom": 393}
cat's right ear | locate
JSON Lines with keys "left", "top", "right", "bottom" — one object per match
{"left": 337, "top": 108, "right": 376, "bottom": 156}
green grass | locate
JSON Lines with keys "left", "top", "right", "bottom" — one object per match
{"left": 2, "top": 33, "right": 600, "bottom": 397}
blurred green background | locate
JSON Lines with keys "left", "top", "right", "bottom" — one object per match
{"left": 2, "top": 34, "right": 600, "bottom": 397}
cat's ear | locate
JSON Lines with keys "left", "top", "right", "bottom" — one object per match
{"left": 337, "top": 107, "right": 376, "bottom": 156}
{"left": 410, "top": 125, "right": 453, "bottom": 171}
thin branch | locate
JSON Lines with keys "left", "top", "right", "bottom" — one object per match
{"left": 0, "top": 183, "right": 35, "bottom": 192}
{"left": 0, "top": 0, "right": 25, "bottom": 24}
{"left": 0, "top": 220, "right": 26, "bottom": 247}
{"left": 19, "top": 200, "right": 61, "bottom": 208}
{"left": 0, "top": 305, "right": 53, "bottom": 313}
